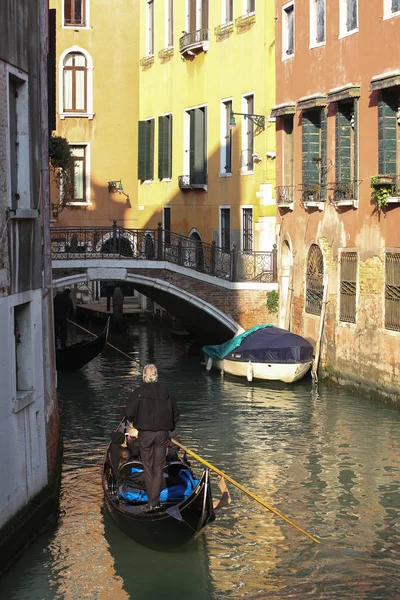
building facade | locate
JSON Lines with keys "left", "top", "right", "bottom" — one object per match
{"left": 273, "top": 0, "right": 400, "bottom": 397}
{"left": 49, "top": 0, "right": 140, "bottom": 227}
{"left": 137, "top": 0, "right": 276, "bottom": 253}
{"left": 0, "top": 0, "right": 60, "bottom": 569}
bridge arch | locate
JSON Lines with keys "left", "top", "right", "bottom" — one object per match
{"left": 52, "top": 271, "right": 240, "bottom": 336}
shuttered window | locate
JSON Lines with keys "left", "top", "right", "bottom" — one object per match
{"left": 335, "top": 102, "right": 352, "bottom": 181}
{"left": 189, "top": 107, "right": 207, "bottom": 185}
{"left": 158, "top": 114, "right": 172, "bottom": 180}
{"left": 378, "top": 90, "right": 398, "bottom": 176}
{"left": 385, "top": 253, "right": 400, "bottom": 331}
{"left": 340, "top": 252, "right": 357, "bottom": 323}
{"left": 138, "top": 119, "right": 154, "bottom": 181}
{"left": 302, "top": 108, "right": 327, "bottom": 197}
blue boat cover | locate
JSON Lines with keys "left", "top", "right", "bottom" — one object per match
{"left": 202, "top": 325, "right": 314, "bottom": 364}
{"left": 118, "top": 468, "right": 199, "bottom": 503}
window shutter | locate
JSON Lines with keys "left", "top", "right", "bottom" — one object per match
{"left": 201, "top": 0, "right": 209, "bottom": 29}
{"left": 320, "top": 107, "right": 327, "bottom": 197}
{"left": 148, "top": 119, "right": 154, "bottom": 180}
{"left": 378, "top": 92, "right": 397, "bottom": 176}
{"left": 138, "top": 121, "right": 148, "bottom": 180}
{"left": 158, "top": 116, "right": 165, "bottom": 179}
{"left": 335, "top": 104, "right": 352, "bottom": 182}
{"left": 353, "top": 99, "right": 358, "bottom": 191}
{"left": 165, "top": 115, "right": 172, "bottom": 179}
{"left": 302, "top": 110, "right": 320, "bottom": 184}
{"left": 191, "top": 108, "right": 206, "bottom": 184}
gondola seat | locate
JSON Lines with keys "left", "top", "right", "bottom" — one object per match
{"left": 118, "top": 465, "right": 199, "bottom": 504}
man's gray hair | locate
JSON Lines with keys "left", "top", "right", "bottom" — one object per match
{"left": 143, "top": 363, "right": 158, "bottom": 383}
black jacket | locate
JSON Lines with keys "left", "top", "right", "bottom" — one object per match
{"left": 125, "top": 382, "right": 180, "bottom": 432}
{"left": 53, "top": 292, "right": 74, "bottom": 320}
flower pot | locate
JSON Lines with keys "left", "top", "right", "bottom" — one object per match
{"left": 373, "top": 176, "right": 394, "bottom": 185}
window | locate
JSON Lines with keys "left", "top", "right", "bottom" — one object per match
{"left": 340, "top": 252, "right": 357, "bottom": 323}
{"left": 243, "top": 0, "right": 255, "bottom": 15}
{"left": 14, "top": 303, "right": 33, "bottom": 392}
{"left": 138, "top": 119, "right": 155, "bottom": 181}
{"left": 301, "top": 108, "right": 327, "bottom": 201}
{"left": 283, "top": 2, "right": 294, "bottom": 58}
{"left": 147, "top": 0, "right": 154, "bottom": 56}
{"left": 220, "top": 100, "right": 233, "bottom": 175}
{"left": 63, "top": 52, "right": 86, "bottom": 112}
{"left": 64, "top": 0, "right": 87, "bottom": 27}
{"left": 393, "top": 0, "right": 400, "bottom": 13}
{"left": 69, "top": 145, "right": 89, "bottom": 203}
{"left": 8, "top": 71, "right": 30, "bottom": 210}
{"left": 378, "top": 89, "right": 398, "bottom": 177}
{"left": 340, "top": 0, "right": 358, "bottom": 36}
{"left": 385, "top": 0, "right": 400, "bottom": 18}
{"left": 163, "top": 206, "right": 171, "bottom": 245}
{"left": 186, "top": 0, "right": 209, "bottom": 32}
{"left": 310, "top": 0, "right": 325, "bottom": 46}
{"left": 158, "top": 114, "right": 173, "bottom": 180}
{"left": 165, "top": 0, "right": 174, "bottom": 47}
{"left": 184, "top": 106, "right": 207, "bottom": 186}
{"left": 306, "top": 244, "right": 324, "bottom": 315}
{"left": 283, "top": 115, "right": 294, "bottom": 188}
{"left": 222, "top": 0, "right": 234, "bottom": 23}
{"left": 385, "top": 253, "right": 400, "bottom": 331}
{"left": 334, "top": 100, "right": 358, "bottom": 200}
{"left": 242, "top": 208, "right": 253, "bottom": 252}
{"left": 242, "top": 94, "right": 254, "bottom": 172}
{"left": 220, "top": 207, "right": 231, "bottom": 252}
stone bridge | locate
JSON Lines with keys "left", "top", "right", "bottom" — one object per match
{"left": 51, "top": 226, "right": 278, "bottom": 338}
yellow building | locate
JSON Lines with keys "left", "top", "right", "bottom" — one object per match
{"left": 49, "top": 0, "right": 140, "bottom": 227}
{"left": 137, "top": 0, "right": 276, "bottom": 253}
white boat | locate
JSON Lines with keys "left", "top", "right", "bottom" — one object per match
{"left": 202, "top": 325, "right": 314, "bottom": 384}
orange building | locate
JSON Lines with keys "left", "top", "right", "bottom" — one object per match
{"left": 273, "top": 0, "right": 400, "bottom": 397}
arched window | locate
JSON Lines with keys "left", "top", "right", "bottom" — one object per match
{"left": 59, "top": 47, "right": 94, "bottom": 119}
{"left": 306, "top": 244, "right": 324, "bottom": 315}
{"left": 63, "top": 52, "right": 86, "bottom": 112}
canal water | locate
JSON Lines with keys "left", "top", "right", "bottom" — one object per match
{"left": 1, "top": 321, "right": 400, "bottom": 600}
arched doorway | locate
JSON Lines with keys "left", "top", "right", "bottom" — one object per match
{"left": 187, "top": 231, "right": 204, "bottom": 271}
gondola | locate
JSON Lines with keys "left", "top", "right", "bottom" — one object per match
{"left": 56, "top": 319, "right": 109, "bottom": 371}
{"left": 102, "top": 422, "right": 219, "bottom": 551}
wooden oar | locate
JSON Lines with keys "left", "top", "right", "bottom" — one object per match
{"left": 69, "top": 320, "right": 138, "bottom": 363}
{"left": 171, "top": 437, "right": 321, "bottom": 545}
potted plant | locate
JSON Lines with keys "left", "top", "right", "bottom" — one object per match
{"left": 49, "top": 135, "right": 74, "bottom": 205}
{"left": 371, "top": 176, "right": 394, "bottom": 212}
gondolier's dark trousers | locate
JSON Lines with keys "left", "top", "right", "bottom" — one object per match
{"left": 138, "top": 430, "right": 168, "bottom": 507}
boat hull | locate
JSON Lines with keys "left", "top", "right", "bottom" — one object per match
{"left": 56, "top": 321, "right": 109, "bottom": 371}
{"left": 211, "top": 357, "right": 312, "bottom": 383}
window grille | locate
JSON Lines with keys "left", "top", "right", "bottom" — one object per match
{"left": 221, "top": 208, "right": 231, "bottom": 252}
{"left": 306, "top": 244, "right": 324, "bottom": 315}
{"left": 242, "top": 208, "right": 253, "bottom": 252}
{"left": 385, "top": 253, "right": 400, "bottom": 331}
{"left": 340, "top": 252, "right": 357, "bottom": 323}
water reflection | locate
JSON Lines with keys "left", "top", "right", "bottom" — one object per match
{"left": 1, "top": 321, "right": 399, "bottom": 599}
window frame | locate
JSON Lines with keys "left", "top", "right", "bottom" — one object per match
{"left": 158, "top": 113, "right": 173, "bottom": 181}
{"left": 186, "top": 0, "right": 209, "bottom": 32}
{"left": 241, "top": 92, "right": 255, "bottom": 173}
{"left": 219, "top": 206, "right": 231, "bottom": 252}
{"left": 385, "top": 251, "right": 400, "bottom": 331}
{"left": 59, "top": 47, "right": 94, "bottom": 119}
{"left": 305, "top": 243, "right": 324, "bottom": 316}
{"left": 339, "top": 251, "right": 357, "bottom": 324}
{"left": 242, "top": 0, "right": 256, "bottom": 17}
{"left": 63, "top": 143, "right": 91, "bottom": 206}
{"left": 222, "top": 0, "right": 234, "bottom": 24}
{"left": 63, "top": 0, "right": 90, "bottom": 29}
{"left": 241, "top": 206, "right": 253, "bottom": 253}
{"left": 282, "top": 1, "right": 295, "bottom": 60}
{"left": 138, "top": 118, "right": 155, "bottom": 182}
{"left": 220, "top": 98, "right": 233, "bottom": 176}
{"left": 339, "top": 0, "right": 358, "bottom": 38}
{"left": 183, "top": 103, "right": 208, "bottom": 186}
{"left": 146, "top": 0, "right": 155, "bottom": 57}
{"left": 165, "top": 0, "right": 174, "bottom": 48}
{"left": 163, "top": 206, "right": 171, "bottom": 246}
{"left": 309, "top": 0, "right": 325, "bottom": 48}
{"left": 384, "top": 0, "right": 400, "bottom": 20}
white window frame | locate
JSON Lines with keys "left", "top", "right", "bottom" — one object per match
{"left": 59, "top": 46, "right": 94, "bottom": 119}
{"left": 146, "top": 0, "right": 155, "bottom": 57}
{"left": 164, "top": 0, "right": 174, "bottom": 48}
{"left": 185, "top": 0, "right": 208, "bottom": 31}
{"left": 220, "top": 98, "right": 233, "bottom": 176}
{"left": 219, "top": 205, "right": 231, "bottom": 250}
{"left": 242, "top": 0, "right": 256, "bottom": 17}
{"left": 309, "top": 0, "right": 326, "bottom": 48}
{"left": 222, "top": 0, "right": 234, "bottom": 24}
{"left": 241, "top": 92, "right": 255, "bottom": 174}
{"left": 183, "top": 103, "right": 208, "bottom": 179}
{"left": 63, "top": 142, "right": 91, "bottom": 206}
{"left": 384, "top": 0, "right": 400, "bottom": 20}
{"left": 6, "top": 65, "right": 30, "bottom": 210}
{"left": 240, "top": 206, "right": 253, "bottom": 252}
{"left": 62, "top": 0, "right": 90, "bottom": 29}
{"left": 282, "top": 1, "right": 295, "bottom": 60}
{"left": 339, "top": 0, "right": 359, "bottom": 39}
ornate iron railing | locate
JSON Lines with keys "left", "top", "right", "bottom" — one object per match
{"left": 328, "top": 180, "right": 361, "bottom": 203}
{"left": 179, "top": 29, "right": 209, "bottom": 54}
{"left": 300, "top": 182, "right": 323, "bottom": 204}
{"left": 50, "top": 224, "right": 277, "bottom": 283}
{"left": 178, "top": 174, "right": 208, "bottom": 189}
{"left": 275, "top": 185, "right": 295, "bottom": 206}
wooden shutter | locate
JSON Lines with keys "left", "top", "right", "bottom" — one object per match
{"left": 158, "top": 116, "right": 165, "bottom": 179}
{"left": 378, "top": 91, "right": 397, "bottom": 176}
{"left": 148, "top": 119, "right": 154, "bottom": 180}
{"left": 302, "top": 110, "right": 320, "bottom": 184}
{"left": 320, "top": 107, "right": 327, "bottom": 196}
{"left": 138, "top": 120, "right": 154, "bottom": 180}
{"left": 201, "top": 0, "right": 209, "bottom": 29}
{"left": 188, "top": 0, "right": 196, "bottom": 32}
{"left": 335, "top": 103, "right": 352, "bottom": 182}
{"left": 191, "top": 108, "right": 206, "bottom": 184}
{"left": 158, "top": 116, "right": 172, "bottom": 179}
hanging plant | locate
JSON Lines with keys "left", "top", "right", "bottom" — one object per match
{"left": 49, "top": 135, "right": 74, "bottom": 205}
{"left": 371, "top": 175, "right": 394, "bottom": 213}
{"left": 266, "top": 290, "right": 279, "bottom": 314}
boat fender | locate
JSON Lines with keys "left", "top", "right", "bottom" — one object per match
{"left": 247, "top": 361, "right": 253, "bottom": 382}
{"left": 206, "top": 356, "right": 213, "bottom": 371}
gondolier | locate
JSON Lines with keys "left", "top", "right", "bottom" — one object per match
{"left": 125, "top": 364, "right": 180, "bottom": 512}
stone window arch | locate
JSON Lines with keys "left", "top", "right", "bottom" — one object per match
{"left": 59, "top": 47, "right": 94, "bottom": 119}
{"left": 306, "top": 243, "right": 324, "bottom": 314}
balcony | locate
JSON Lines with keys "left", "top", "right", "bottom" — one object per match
{"left": 275, "top": 185, "right": 295, "bottom": 211}
{"left": 328, "top": 180, "right": 360, "bottom": 209}
{"left": 178, "top": 174, "right": 208, "bottom": 191}
{"left": 179, "top": 29, "right": 209, "bottom": 58}
{"left": 300, "top": 182, "right": 325, "bottom": 211}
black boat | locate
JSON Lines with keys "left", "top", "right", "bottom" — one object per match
{"left": 102, "top": 423, "right": 219, "bottom": 551}
{"left": 56, "top": 320, "right": 109, "bottom": 371}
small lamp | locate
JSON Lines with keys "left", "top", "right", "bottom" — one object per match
{"left": 229, "top": 114, "right": 236, "bottom": 129}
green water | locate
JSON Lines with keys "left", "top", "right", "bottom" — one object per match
{"left": 1, "top": 321, "right": 400, "bottom": 599}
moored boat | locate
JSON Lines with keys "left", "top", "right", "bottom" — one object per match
{"left": 102, "top": 422, "right": 219, "bottom": 551}
{"left": 202, "top": 325, "right": 314, "bottom": 383}
{"left": 56, "top": 319, "right": 109, "bottom": 371}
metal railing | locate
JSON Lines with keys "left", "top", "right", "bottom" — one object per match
{"left": 50, "top": 223, "right": 277, "bottom": 283}
{"left": 178, "top": 174, "right": 208, "bottom": 190}
{"left": 179, "top": 29, "right": 209, "bottom": 54}
{"left": 328, "top": 180, "right": 361, "bottom": 203}
{"left": 275, "top": 185, "right": 295, "bottom": 206}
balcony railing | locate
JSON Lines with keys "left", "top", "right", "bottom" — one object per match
{"left": 179, "top": 29, "right": 209, "bottom": 57}
{"left": 50, "top": 224, "right": 277, "bottom": 283}
{"left": 300, "top": 182, "right": 324, "bottom": 207}
{"left": 328, "top": 180, "right": 361, "bottom": 206}
{"left": 275, "top": 185, "right": 295, "bottom": 207}
{"left": 178, "top": 174, "right": 208, "bottom": 190}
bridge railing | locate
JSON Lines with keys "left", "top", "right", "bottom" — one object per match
{"left": 50, "top": 223, "right": 277, "bottom": 283}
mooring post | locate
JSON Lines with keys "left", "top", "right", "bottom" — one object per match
{"left": 157, "top": 222, "right": 163, "bottom": 260}
{"left": 230, "top": 244, "right": 238, "bottom": 282}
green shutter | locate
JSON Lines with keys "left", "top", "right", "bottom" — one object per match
{"left": 378, "top": 91, "right": 397, "bottom": 176}
{"left": 158, "top": 116, "right": 165, "bottom": 179}
{"left": 320, "top": 108, "right": 327, "bottom": 197}
{"left": 148, "top": 119, "right": 154, "bottom": 180}
{"left": 302, "top": 110, "right": 320, "bottom": 184}
{"left": 353, "top": 100, "right": 358, "bottom": 195}
{"left": 138, "top": 121, "right": 148, "bottom": 180}
{"left": 158, "top": 116, "right": 172, "bottom": 179}
{"left": 192, "top": 108, "right": 206, "bottom": 184}
{"left": 335, "top": 104, "right": 351, "bottom": 181}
